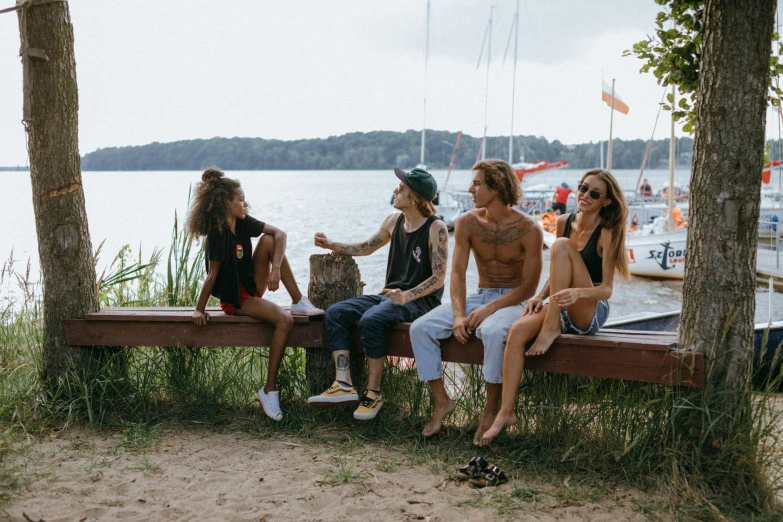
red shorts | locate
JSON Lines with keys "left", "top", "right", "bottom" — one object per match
{"left": 220, "top": 286, "right": 260, "bottom": 315}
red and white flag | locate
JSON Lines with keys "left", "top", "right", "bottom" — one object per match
{"left": 602, "top": 80, "right": 629, "bottom": 115}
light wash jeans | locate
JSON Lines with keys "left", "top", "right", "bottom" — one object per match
{"left": 409, "top": 288, "right": 527, "bottom": 384}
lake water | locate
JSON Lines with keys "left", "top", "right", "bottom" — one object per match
{"left": 2, "top": 167, "right": 782, "bottom": 322}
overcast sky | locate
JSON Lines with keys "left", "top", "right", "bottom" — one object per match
{"left": 0, "top": 1, "right": 776, "bottom": 167}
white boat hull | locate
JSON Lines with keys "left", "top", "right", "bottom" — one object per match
{"left": 626, "top": 230, "right": 687, "bottom": 279}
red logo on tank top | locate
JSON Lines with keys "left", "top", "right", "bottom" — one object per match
{"left": 236, "top": 245, "right": 244, "bottom": 259}
{"left": 412, "top": 246, "right": 422, "bottom": 263}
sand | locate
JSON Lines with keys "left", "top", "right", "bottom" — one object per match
{"left": 1, "top": 429, "right": 655, "bottom": 521}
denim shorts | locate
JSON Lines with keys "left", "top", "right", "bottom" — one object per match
{"left": 560, "top": 300, "right": 610, "bottom": 335}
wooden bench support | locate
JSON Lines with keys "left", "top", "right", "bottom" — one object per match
{"left": 63, "top": 307, "right": 704, "bottom": 388}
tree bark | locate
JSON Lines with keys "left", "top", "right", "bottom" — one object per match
{"left": 18, "top": 2, "right": 98, "bottom": 385}
{"left": 680, "top": 0, "right": 775, "bottom": 426}
{"left": 306, "top": 253, "right": 363, "bottom": 396}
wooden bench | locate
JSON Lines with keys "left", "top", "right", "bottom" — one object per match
{"left": 63, "top": 307, "right": 704, "bottom": 388}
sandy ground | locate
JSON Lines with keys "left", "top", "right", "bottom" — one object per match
{"left": 1, "top": 429, "right": 656, "bottom": 522}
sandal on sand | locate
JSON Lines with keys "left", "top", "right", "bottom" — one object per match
{"left": 456, "top": 456, "right": 489, "bottom": 480}
{"left": 469, "top": 464, "right": 507, "bottom": 488}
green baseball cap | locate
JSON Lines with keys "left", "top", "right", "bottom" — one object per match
{"left": 393, "top": 167, "right": 438, "bottom": 202}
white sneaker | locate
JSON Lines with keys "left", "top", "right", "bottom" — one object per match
{"left": 257, "top": 388, "right": 283, "bottom": 421}
{"left": 290, "top": 297, "right": 324, "bottom": 316}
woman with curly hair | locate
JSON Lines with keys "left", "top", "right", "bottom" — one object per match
{"left": 480, "top": 168, "right": 629, "bottom": 445}
{"left": 187, "top": 167, "right": 322, "bottom": 421}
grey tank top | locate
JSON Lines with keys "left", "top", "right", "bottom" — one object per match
{"left": 384, "top": 214, "right": 443, "bottom": 313}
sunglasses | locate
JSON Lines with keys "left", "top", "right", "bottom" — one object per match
{"left": 578, "top": 184, "right": 604, "bottom": 200}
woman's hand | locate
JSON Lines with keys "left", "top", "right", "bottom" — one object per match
{"left": 268, "top": 266, "right": 281, "bottom": 291}
{"left": 523, "top": 297, "right": 544, "bottom": 315}
{"left": 193, "top": 309, "right": 210, "bottom": 326}
{"left": 381, "top": 288, "right": 411, "bottom": 306}
{"left": 550, "top": 288, "right": 581, "bottom": 307}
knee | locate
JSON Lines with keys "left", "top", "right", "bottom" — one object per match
{"left": 409, "top": 318, "right": 427, "bottom": 341}
{"left": 276, "top": 312, "right": 294, "bottom": 331}
{"left": 550, "top": 237, "right": 574, "bottom": 256}
{"left": 358, "top": 313, "right": 382, "bottom": 333}
{"left": 258, "top": 234, "right": 275, "bottom": 253}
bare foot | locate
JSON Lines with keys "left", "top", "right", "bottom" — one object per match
{"left": 473, "top": 412, "right": 498, "bottom": 446}
{"left": 480, "top": 412, "right": 517, "bottom": 446}
{"left": 422, "top": 399, "right": 456, "bottom": 438}
{"left": 525, "top": 328, "right": 559, "bottom": 356}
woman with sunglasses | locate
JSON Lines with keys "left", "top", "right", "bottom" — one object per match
{"left": 480, "top": 168, "right": 629, "bottom": 445}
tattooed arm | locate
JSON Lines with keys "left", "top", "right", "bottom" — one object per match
{"left": 384, "top": 220, "right": 448, "bottom": 305}
{"left": 314, "top": 214, "right": 396, "bottom": 256}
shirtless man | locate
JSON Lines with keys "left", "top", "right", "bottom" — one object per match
{"left": 409, "top": 159, "right": 543, "bottom": 443}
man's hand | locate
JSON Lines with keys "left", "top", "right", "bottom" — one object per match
{"left": 550, "top": 288, "right": 581, "bottom": 308}
{"left": 452, "top": 315, "right": 471, "bottom": 344}
{"left": 193, "top": 309, "right": 210, "bottom": 326}
{"left": 381, "top": 288, "right": 412, "bottom": 306}
{"left": 268, "top": 266, "right": 281, "bottom": 291}
{"left": 523, "top": 297, "right": 545, "bottom": 315}
{"left": 465, "top": 304, "right": 493, "bottom": 330}
{"left": 314, "top": 232, "right": 332, "bottom": 250}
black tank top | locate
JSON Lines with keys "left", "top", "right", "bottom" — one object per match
{"left": 564, "top": 213, "right": 603, "bottom": 285}
{"left": 385, "top": 214, "right": 443, "bottom": 313}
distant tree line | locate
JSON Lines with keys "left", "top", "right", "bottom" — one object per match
{"left": 79, "top": 131, "right": 694, "bottom": 171}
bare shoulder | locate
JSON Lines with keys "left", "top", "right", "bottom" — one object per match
{"left": 429, "top": 218, "right": 448, "bottom": 236}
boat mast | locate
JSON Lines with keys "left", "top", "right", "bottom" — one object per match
{"left": 477, "top": 7, "right": 494, "bottom": 161}
{"left": 420, "top": 0, "right": 431, "bottom": 168}
{"left": 508, "top": 0, "right": 519, "bottom": 164}
{"left": 667, "top": 84, "right": 676, "bottom": 232}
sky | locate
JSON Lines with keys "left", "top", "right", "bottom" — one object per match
{"left": 0, "top": 0, "right": 774, "bottom": 167}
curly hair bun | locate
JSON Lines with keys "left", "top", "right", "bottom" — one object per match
{"left": 202, "top": 167, "right": 225, "bottom": 183}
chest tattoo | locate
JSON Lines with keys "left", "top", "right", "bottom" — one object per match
{"left": 470, "top": 220, "right": 530, "bottom": 246}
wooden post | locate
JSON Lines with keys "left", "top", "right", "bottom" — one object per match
{"left": 306, "top": 253, "right": 363, "bottom": 396}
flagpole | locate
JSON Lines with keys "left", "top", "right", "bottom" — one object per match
{"left": 606, "top": 78, "right": 616, "bottom": 172}
{"left": 667, "top": 84, "right": 676, "bottom": 232}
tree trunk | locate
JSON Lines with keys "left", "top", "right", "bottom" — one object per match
{"left": 306, "top": 253, "right": 363, "bottom": 396}
{"left": 680, "top": 0, "right": 775, "bottom": 428}
{"left": 18, "top": 2, "right": 99, "bottom": 386}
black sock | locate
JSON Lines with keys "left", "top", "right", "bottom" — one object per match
{"left": 368, "top": 389, "right": 381, "bottom": 395}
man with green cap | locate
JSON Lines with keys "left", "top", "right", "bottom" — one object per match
{"left": 308, "top": 167, "right": 449, "bottom": 421}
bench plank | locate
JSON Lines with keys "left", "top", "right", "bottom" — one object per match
{"left": 84, "top": 310, "right": 321, "bottom": 324}
{"left": 63, "top": 308, "right": 703, "bottom": 388}
{"left": 63, "top": 319, "right": 325, "bottom": 348}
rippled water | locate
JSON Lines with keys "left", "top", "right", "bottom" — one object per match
{"left": 2, "top": 168, "right": 781, "bottom": 322}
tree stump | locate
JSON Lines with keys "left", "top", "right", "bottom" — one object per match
{"left": 306, "top": 253, "right": 364, "bottom": 396}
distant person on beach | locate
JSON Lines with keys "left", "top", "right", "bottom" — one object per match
{"left": 308, "top": 167, "right": 448, "bottom": 421}
{"left": 187, "top": 167, "right": 323, "bottom": 422}
{"left": 409, "top": 159, "right": 543, "bottom": 442}
{"left": 481, "top": 168, "right": 629, "bottom": 445}
{"left": 639, "top": 178, "right": 653, "bottom": 197}
{"left": 551, "top": 182, "right": 573, "bottom": 215}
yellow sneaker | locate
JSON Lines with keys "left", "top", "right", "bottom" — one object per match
{"left": 353, "top": 390, "right": 383, "bottom": 420}
{"left": 307, "top": 381, "right": 358, "bottom": 408}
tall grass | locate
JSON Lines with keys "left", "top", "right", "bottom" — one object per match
{"left": 1, "top": 211, "right": 782, "bottom": 519}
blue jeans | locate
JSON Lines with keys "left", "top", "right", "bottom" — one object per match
{"left": 325, "top": 294, "right": 424, "bottom": 359}
{"left": 560, "top": 299, "right": 610, "bottom": 335}
{"left": 409, "top": 289, "right": 527, "bottom": 384}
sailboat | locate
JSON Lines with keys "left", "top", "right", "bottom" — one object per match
{"left": 625, "top": 86, "right": 687, "bottom": 279}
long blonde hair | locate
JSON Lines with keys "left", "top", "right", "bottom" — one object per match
{"left": 580, "top": 169, "right": 629, "bottom": 280}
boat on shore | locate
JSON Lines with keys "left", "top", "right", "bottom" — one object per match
{"left": 605, "top": 310, "right": 783, "bottom": 387}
